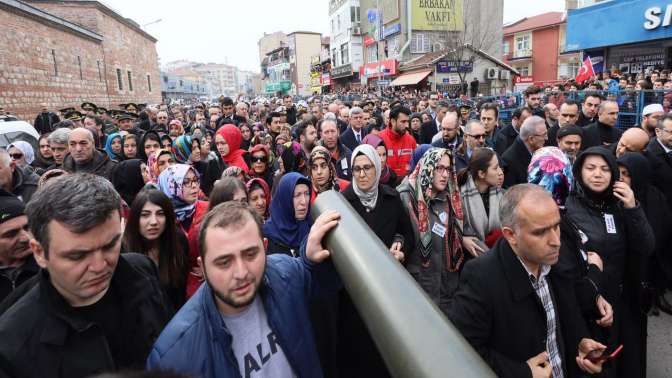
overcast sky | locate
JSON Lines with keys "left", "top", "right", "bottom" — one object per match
{"left": 101, "top": 0, "right": 565, "bottom": 72}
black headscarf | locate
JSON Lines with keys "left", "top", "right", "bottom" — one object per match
{"left": 112, "top": 159, "right": 145, "bottom": 206}
{"left": 572, "top": 146, "right": 619, "bottom": 209}
{"left": 138, "top": 131, "right": 161, "bottom": 161}
{"left": 616, "top": 152, "right": 651, "bottom": 204}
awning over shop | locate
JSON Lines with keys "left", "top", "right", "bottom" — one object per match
{"left": 390, "top": 70, "right": 432, "bottom": 86}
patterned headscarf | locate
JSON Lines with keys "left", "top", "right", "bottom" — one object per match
{"left": 158, "top": 164, "right": 198, "bottom": 223}
{"left": 309, "top": 145, "right": 337, "bottom": 193}
{"left": 147, "top": 148, "right": 175, "bottom": 185}
{"left": 8, "top": 141, "right": 35, "bottom": 165}
{"left": 407, "top": 148, "right": 464, "bottom": 271}
{"left": 528, "top": 146, "right": 573, "bottom": 207}
{"left": 351, "top": 144, "right": 381, "bottom": 211}
{"left": 173, "top": 135, "right": 193, "bottom": 163}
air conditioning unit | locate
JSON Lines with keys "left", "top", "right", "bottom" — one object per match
{"left": 486, "top": 67, "right": 499, "bottom": 80}
{"left": 499, "top": 70, "right": 511, "bottom": 80}
{"left": 352, "top": 27, "right": 362, "bottom": 35}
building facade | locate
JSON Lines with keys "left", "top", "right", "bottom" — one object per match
{"left": 0, "top": 0, "right": 161, "bottom": 122}
{"left": 258, "top": 31, "right": 288, "bottom": 93}
{"left": 328, "top": 0, "right": 363, "bottom": 89}
{"left": 160, "top": 71, "right": 208, "bottom": 101}
{"left": 503, "top": 12, "right": 581, "bottom": 91}
{"left": 566, "top": 0, "right": 672, "bottom": 75}
{"left": 288, "top": 31, "right": 323, "bottom": 96}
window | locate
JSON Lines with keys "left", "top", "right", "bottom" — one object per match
{"left": 515, "top": 34, "right": 531, "bottom": 51}
{"left": 559, "top": 62, "right": 581, "bottom": 79}
{"left": 340, "top": 43, "right": 349, "bottom": 65}
{"left": 367, "top": 44, "right": 378, "bottom": 63}
{"left": 97, "top": 61, "right": 102, "bottom": 81}
{"left": 179, "top": 79, "right": 183, "bottom": 87}
{"left": 331, "top": 19, "right": 335, "bottom": 33}
{"left": 517, "top": 65, "right": 530, "bottom": 77}
{"left": 502, "top": 42, "right": 509, "bottom": 55}
{"left": 51, "top": 49, "right": 58, "bottom": 76}
{"left": 116, "top": 68, "right": 123, "bottom": 90}
{"left": 332, "top": 48, "right": 338, "bottom": 64}
{"left": 386, "top": 35, "right": 400, "bottom": 58}
{"left": 351, "top": 6, "right": 360, "bottom": 23}
{"left": 147, "top": 74, "right": 152, "bottom": 92}
{"left": 77, "top": 56, "right": 83, "bottom": 80}
{"left": 337, "top": 15, "right": 341, "bottom": 30}
{"left": 127, "top": 70, "right": 133, "bottom": 91}
{"left": 411, "top": 33, "right": 431, "bottom": 54}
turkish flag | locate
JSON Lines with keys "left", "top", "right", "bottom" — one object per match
{"left": 575, "top": 55, "right": 595, "bottom": 83}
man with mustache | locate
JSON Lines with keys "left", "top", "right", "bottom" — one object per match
{"left": 0, "top": 174, "right": 172, "bottom": 378}
{"left": 379, "top": 106, "right": 417, "bottom": 178}
{"left": 0, "top": 191, "right": 37, "bottom": 302}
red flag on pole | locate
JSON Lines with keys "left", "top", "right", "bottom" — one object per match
{"left": 575, "top": 55, "right": 595, "bottom": 83}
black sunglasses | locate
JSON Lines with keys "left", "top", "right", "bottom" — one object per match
{"left": 251, "top": 156, "right": 266, "bottom": 163}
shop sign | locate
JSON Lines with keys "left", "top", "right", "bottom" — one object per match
{"left": 436, "top": 60, "right": 473, "bottom": 73}
{"left": 412, "top": 0, "right": 463, "bottom": 31}
{"left": 331, "top": 64, "right": 353, "bottom": 79}
{"left": 383, "top": 23, "right": 402, "bottom": 38}
{"left": 514, "top": 76, "right": 534, "bottom": 84}
{"left": 360, "top": 59, "right": 397, "bottom": 78}
{"left": 321, "top": 73, "right": 331, "bottom": 86}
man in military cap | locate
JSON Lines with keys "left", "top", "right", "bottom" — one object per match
{"left": 458, "top": 103, "right": 472, "bottom": 127}
{"left": 80, "top": 102, "right": 98, "bottom": 115}
{"left": 116, "top": 112, "right": 138, "bottom": 133}
{"left": 61, "top": 109, "right": 83, "bottom": 128}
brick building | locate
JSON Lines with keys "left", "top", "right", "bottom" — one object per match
{"left": 502, "top": 11, "right": 581, "bottom": 91}
{"left": 0, "top": 0, "right": 161, "bottom": 123}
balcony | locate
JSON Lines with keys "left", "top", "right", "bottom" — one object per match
{"left": 511, "top": 49, "right": 532, "bottom": 60}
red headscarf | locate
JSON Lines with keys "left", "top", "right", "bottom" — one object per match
{"left": 216, "top": 124, "right": 249, "bottom": 173}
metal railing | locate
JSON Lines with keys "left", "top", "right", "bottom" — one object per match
{"left": 312, "top": 190, "right": 496, "bottom": 377}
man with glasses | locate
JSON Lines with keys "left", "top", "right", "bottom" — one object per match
{"left": 547, "top": 100, "right": 580, "bottom": 147}
{"left": 454, "top": 120, "right": 486, "bottom": 172}
{"left": 153, "top": 111, "right": 169, "bottom": 133}
{"left": 502, "top": 116, "right": 547, "bottom": 188}
{"left": 639, "top": 104, "right": 664, "bottom": 138}
{"left": 431, "top": 112, "right": 461, "bottom": 151}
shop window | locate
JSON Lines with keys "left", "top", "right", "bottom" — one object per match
{"left": 386, "top": 35, "right": 400, "bottom": 57}
{"left": 411, "top": 33, "right": 431, "bottom": 54}
{"left": 367, "top": 44, "right": 378, "bottom": 63}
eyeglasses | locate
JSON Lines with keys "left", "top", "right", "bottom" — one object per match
{"left": 9, "top": 153, "right": 23, "bottom": 160}
{"left": 435, "top": 164, "right": 451, "bottom": 174}
{"left": 353, "top": 165, "right": 374, "bottom": 175}
{"left": 467, "top": 133, "right": 485, "bottom": 140}
{"left": 183, "top": 177, "right": 200, "bottom": 187}
{"left": 251, "top": 156, "right": 266, "bottom": 163}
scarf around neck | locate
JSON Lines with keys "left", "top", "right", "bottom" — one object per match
{"left": 158, "top": 164, "right": 197, "bottom": 223}
{"left": 350, "top": 144, "right": 381, "bottom": 211}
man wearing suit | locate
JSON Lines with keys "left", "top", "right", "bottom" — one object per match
{"left": 646, "top": 114, "right": 672, "bottom": 208}
{"left": 340, "top": 107, "right": 368, "bottom": 151}
{"left": 581, "top": 101, "right": 622, "bottom": 150}
{"left": 501, "top": 116, "right": 547, "bottom": 188}
{"left": 449, "top": 185, "right": 606, "bottom": 378}
{"left": 495, "top": 106, "right": 532, "bottom": 156}
{"left": 420, "top": 101, "right": 451, "bottom": 144}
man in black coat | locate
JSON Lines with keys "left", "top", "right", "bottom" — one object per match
{"left": 0, "top": 174, "right": 172, "bottom": 378}
{"left": 502, "top": 116, "right": 547, "bottom": 188}
{"left": 61, "top": 128, "right": 117, "bottom": 182}
{"left": 33, "top": 104, "right": 60, "bottom": 135}
{"left": 494, "top": 106, "right": 532, "bottom": 156}
{"left": 575, "top": 93, "right": 603, "bottom": 127}
{"left": 340, "top": 107, "right": 368, "bottom": 151}
{"left": 646, "top": 114, "right": 672, "bottom": 208}
{"left": 448, "top": 185, "right": 606, "bottom": 378}
{"left": 581, "top": 101, "right": 623, "bottom": 150}
{"left": 419, "top": 102, "right": 451, "bottom": 144}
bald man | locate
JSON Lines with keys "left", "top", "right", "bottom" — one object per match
{"left": 581, "top": 101, "right": 623, "bottom": 149}
{"left": 62, "top": 127, "right": 117, "bottom": 180}
{"left": 614, "top": 127, "right": 650, "bottom": 158}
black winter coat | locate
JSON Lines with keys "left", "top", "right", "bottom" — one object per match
{"left": 448, "top": 238, "right": 590, "bottom": 378}
{"left": 581, "top": 121, "right": 623, "bottom": 150}
{"left": 645, "top": 137, "right": 672, "bottom": 209}
{"left": 494, "top": 123, "right": 518, "bottom": 156}
{"left": 501, "top": 137, "right": 532, "bottom": 188}
{"left": 62, "top": 149, "right": 118, "bottom": 182}
{"left": 0, "top": 253, "right": 173, "bottom": 378}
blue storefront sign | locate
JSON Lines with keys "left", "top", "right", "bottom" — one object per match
{"left": 383, "top": 23, "right": 402, "bottom": 38}
{"left": 567, "top": 0, "right": 672, "bottom": 51}
{"left": 436, "top": 60, "right": 473, "bottom": 73}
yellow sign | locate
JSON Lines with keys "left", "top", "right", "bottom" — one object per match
{"left": 411, "top": 0, "right": 463, "bottom": 31}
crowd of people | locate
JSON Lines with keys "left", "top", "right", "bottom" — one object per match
{"left": 0, "top": 67, "right": 670, "bottom": 378}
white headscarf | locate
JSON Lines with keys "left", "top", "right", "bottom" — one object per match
{"left": 8, "top": 141, "right": 35, "bottom": 165}
{"left": 351, "top": 144, "right": 381, "bottom": 211}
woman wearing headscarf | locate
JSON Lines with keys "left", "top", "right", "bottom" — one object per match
{"left": 112, "top": 159, "right": 147, "bottom": 207}
{"left": 246, "top": 177, "right": 271, "bottom": 221}
{"left": 457, "top": 147, "right": 503, "bottom": 253}
{"left": 340, "top": 144, "right": 415, "bottom": 378}
{"left": 618, "top": 152, "right": 672, "bottom": 316}
{"left": 362, "top": 134, "right": 398, "bottom": 187}
{"left": 32, "top": 134, "right": 54, "bottom": 174}
{"left": 308, "top": 145, "right": 348, "bottom": 204}
{"left": 172, "top": 134, "right": 208, "bottom": 188}
{"left": 158, "top": 164, "right": 209, "bottom": 298}
{"left": 528, "top": 147, "right": 612, "bottom": 347}
{"left": 104, "top": 132, "right": 124, "bottom": 161}
{"left": 262, "top": 172, "right": 312, "bottom": 256}
{"left": 248, "top": 144, "right": 276, "bottom": 188}
{"left": 215, "top": 124, "right": 249, "bottom": 173}
{"left": 409, "top": 112, "right": 423, "bottom": 143}
{"left": 397, "top": 147, "right": 464, "bottom": 314}
{"left": 566, "top": 147, "right": 655, "bottom": 377}
{"left": 7, "top": 141, "right": 35, "bottom": 169}
{"left": 145, "top": 149, "right": 175, "bottom": 187}
{"left": 408, "top": 144, "right": 433, "bottom": 175}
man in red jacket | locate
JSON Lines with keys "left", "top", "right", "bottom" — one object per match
{"left": 380, "top": 106, "right": 416, "bottom": 178}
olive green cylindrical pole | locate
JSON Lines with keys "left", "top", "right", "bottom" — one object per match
{"left": 313, "top": 190, "right": 495, "bottom": 378}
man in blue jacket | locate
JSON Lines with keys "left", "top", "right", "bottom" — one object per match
{"left": 146, "top": 201, "right": 341, "bottom": 378}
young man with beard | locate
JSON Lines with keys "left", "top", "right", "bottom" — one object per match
{"left": 639, "top": 104, "right": 664, "bottom": 138}
{"left": 147, "top": 202, "right": 341, "bottom": 378}
{"left": 0, "top": 174, "right": 172, "bottom": 378}
{"left": 296, "top": 121, "right": 318, "bottom": 159}
{"left": 380, "top": 106, "right": 416, "bottom": 178}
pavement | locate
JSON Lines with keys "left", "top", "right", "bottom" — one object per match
{"left": 647, "top": 291, "right": 672, "bottom": 378}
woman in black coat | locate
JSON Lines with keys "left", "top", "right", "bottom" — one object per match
{"left": 566, "top": 147, "right": 655, "bottom": 378}
{"left": 339, "top": 144, "right": 415, "bottom": 378}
